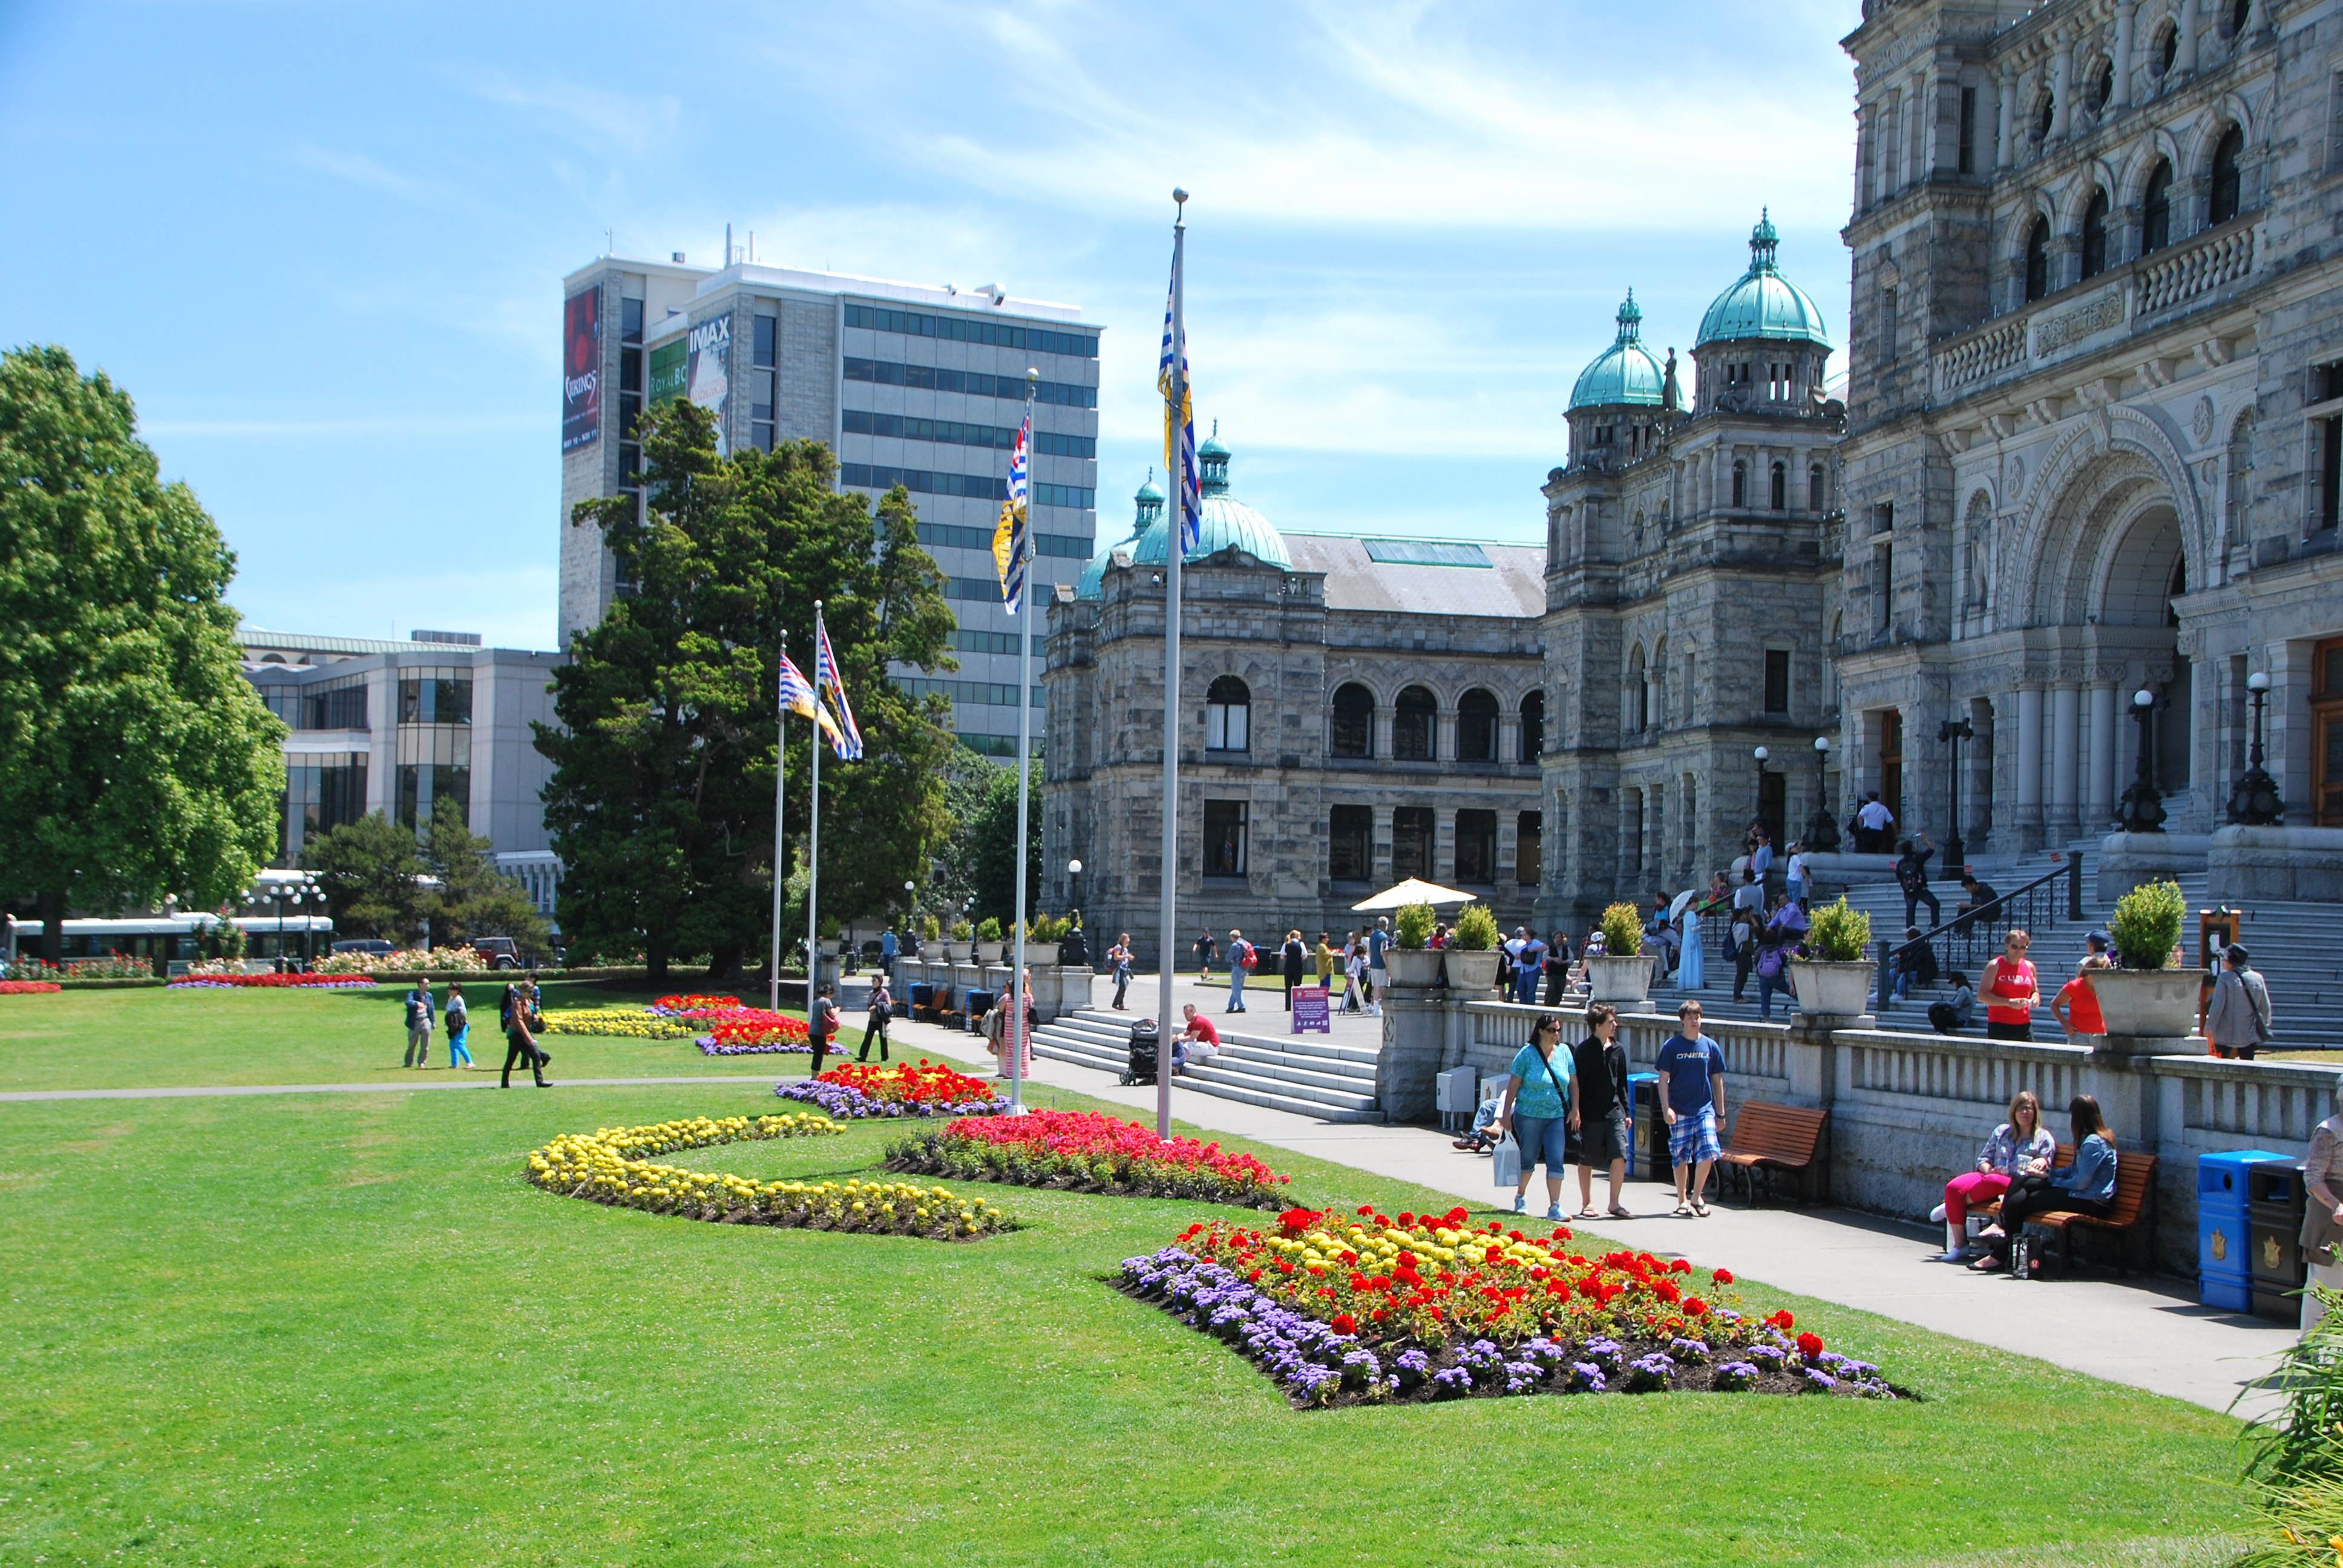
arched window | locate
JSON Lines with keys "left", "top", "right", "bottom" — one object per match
{"left": 2154, "top": 20, "right": 2179, "bottom": 77}
{"left": 2024, "top": 217, "right": 2051, "bottom": 302}
{"left": 1769, "top": 461, "right": 1788, "bottom": 511}
{"left": 2210, "top": 125, "right": 2245, "bottom": 224}
{"left": 2089, "top": 59, "right": 2114, "bottom": 114}
{"left": 1204, "top": 675, "right": 1250, "bottom": 753}
{"left": 2224, "top": 0, "right": 2251, "bottom": 38}
{"left": 1329, "top": 682, "right": 1374, "bottom": 758}
{"left": 1626, "top": 646, "right": 1649, "bottom": 733}
{"left": 2080, "top": 189, "right": 2110, "bottom": 278}
{"left": 1519, "top": 690, "right": 1545, "bottom": 763}
{"left": 2034, "top": 93, "right": 2054, "bottom": 141}
{"left": 2226, "top": 413, "right": 2256, "bottom": 546}
{"left": 1393, "top": 685, "right": 1436, "bottom": 760}
{"left": 2143, "top": 158, "right": 2174, "bottom": 253}
{"left": 1731, "top": 461, "right": 1747, "bottom": 508}
{"left": 1809, "top": 463, "right": 1827, "bottom": 512}
{"left": 1458, "top": 688, "right": 1499, "bottom": 762}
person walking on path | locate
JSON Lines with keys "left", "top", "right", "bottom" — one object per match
{"left": 1193, "top": 928, "right": 1217, "bottom": 978}
{"left": 857, "top": 979, "right": 893, "bottom": 1062}
{"left": 444, "top": 982, "right": 474, "bottom": 1070}
{"left": 1981, "top": 930, "right": 2040, "bottom": 1042}
{"left": 1224, "top": 929, "right": 1254, "bottom": 1013}
{"left": 2299, "top": 1079, "right": 2343, "bottom": 1333}
{"left": 1677, "top": 906, "right": 1705, "bottom": 992}
{"left": 1929, "top": 1089, "right": 2053, "bottom": 1261}
{"left": 2205, "top": 944, "right": 2275, "bottom": 1060}
{"left": 1570, "top": 1002, "right": 1633, "bottom": 1220}
{"left": 402, "top": 981, "right": 436, "bottom": 1069}
{"left": 1108, "top": 933, "right": 1133, "bottom": 1010}
{"left": 1314, "top": 932, "right": 1337, "bottom": 998}
{"left": 983, "top": 970, "right": 1037, "bottom": 1077}
{"left": 1656, "top": 999, "right": 1727, "bottom": 1217}
{"left": 1280, "top": 930, "right": 1307, "bottom": 1010}
{"left": 499, "top": 986, "right": 549, "bottom": 1088}
{"left": 808, "top": 982, "right": 842, "bottom": 1079}
{"left": 1974, "top": 1094, "right": 2117, "bottom": 1275}
{"left": 1895, "top": 832, "right": 1941, "bottom": 930}
{"left": 1366, "top": 917, "right": 1391, "bottom": 1017}
{"left": 1544, "top": 932, "right": 1573, "bottom": 1005}
{"left": 1498, "top": 1013, "right": 1580, "bottom": 1222}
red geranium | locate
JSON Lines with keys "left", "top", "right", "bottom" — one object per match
{"left": 1796, "top": 1331, "right": 1826, "bottom": 1359}
{"left": 1330, "top": 1313, "right": 1358, "bottom": 1335}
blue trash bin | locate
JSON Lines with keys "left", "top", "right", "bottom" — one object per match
{"left": 2200, "top": 1149, "right": 2291, "bottom": 1313}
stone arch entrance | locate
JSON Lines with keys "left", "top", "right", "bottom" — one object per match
{"left": 2095, "top": 504, "right": 2192, "bottom": 794}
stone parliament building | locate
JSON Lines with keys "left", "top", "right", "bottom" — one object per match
{"left": 1044, "top": 0, "right": 2343, "bottom": 958}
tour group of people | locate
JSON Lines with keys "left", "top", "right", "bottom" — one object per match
{"left": 398, "top": 976, "right": 551, "bottom": 1088}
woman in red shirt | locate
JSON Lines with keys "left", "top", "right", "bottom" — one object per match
{"left": 1981, "top": 930, "right": 2040, "bottom": 1042}
{"left": 2051, "top": 955, "right": 2111, "bottom": 1039}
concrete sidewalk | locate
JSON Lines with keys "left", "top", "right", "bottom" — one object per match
{"left": 900, "top": 1012, "right": 2296, "bottom": 1417}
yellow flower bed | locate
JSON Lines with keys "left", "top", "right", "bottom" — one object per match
{"left": 536, "top": 1008, "right": 699, "bottom": 1040}
{"left": 526, "top": 1115, "right": 1015, "bottom": 1241}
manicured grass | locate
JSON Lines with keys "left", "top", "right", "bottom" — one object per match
{"left": 0, "top": 982, "right": 805, "bottom": 1091}
{"left": 0, "top": 991, "right": 2252, "bottom": 1565}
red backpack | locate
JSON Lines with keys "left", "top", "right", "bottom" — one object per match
{"left": 1238, "top": 941, "right": 1257, "bottom": 970}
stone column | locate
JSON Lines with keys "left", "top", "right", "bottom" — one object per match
{"left": 2178, "top": 0, "right": 2201, "bottom": 74}
{"left": 2051, "top": 683, "right": 2082, "bottom": 843}
{"left": 2050, "top": 33, "right": 2075, "bottom": 140}
{"left": 2088, "top": 682, "right": 2119, "bottom": 829}
{"left": 1375, "top": 980, "right": 1446, "bottom": 1122}
{"left": 2112, "top": 1, "right": 2137, "bottom": 109}
{"left": 2016, "top": 684, "right": 2045, "bottom": 847}
{"left": 1995, "top": 65, "right": 2017, "bottom": 171}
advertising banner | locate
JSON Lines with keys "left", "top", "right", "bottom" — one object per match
{"left": 647, "top": 338, "right": 687, "bottom": 407}
{"left": 560, "top": 287, "right": 602, "bottom": 452}
{"left": 686, "top": 313, "right": 732, "bottom": 440}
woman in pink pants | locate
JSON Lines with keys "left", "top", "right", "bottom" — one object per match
{"left": 1932, "top": 1090, "right": 2055, "bottom": 1261}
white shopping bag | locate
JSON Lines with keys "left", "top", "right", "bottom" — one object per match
{"left": 1490, "top": 1134, "right": 1522, "bottom": 1189}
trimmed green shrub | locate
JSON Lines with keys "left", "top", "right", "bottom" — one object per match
{"left": 1598, "top": 902, "right": 1643, "bottom": 958}
{"left": 976, "top": 916, "right": 1003, "bottom": 943}
{"left": 1394, "top": 902, "right": 1437, "bottom": 950}
{"left": 1805, "top": 897, "right": 1873, "bottom": 962}
{"left": 2109, "top": 878, "right": 2185, "bottom": 970}
{"left": 1452, "top": 904, "right": 1501, "bottom": 951}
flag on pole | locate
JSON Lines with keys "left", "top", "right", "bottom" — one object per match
{"left": 814, "top": 621, "right": 863, "bottom": 761}
{"left": 1157, "top": 249, "right": 1202, "bottom": 557}
{"left": 779, "top": 651, "right": 844, "bottom": 748}
{"left": 991, "top": 411, "right": 1031, "bottom": 613}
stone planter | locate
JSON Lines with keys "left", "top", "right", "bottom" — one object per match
{"left": 1585, "top": 954, "right": 1655, "bottom": 1007}
{"left": 1791, "top": 959, "right": 1873, "bottom": 1018}
{"left": 1384, "top": 948, "right": 1444, "bottom": 987}
{"left": 1443, "top": 949, "right": 1502, "bottom": 993}
{"left": 977, "top": 941, "right": 1005, "bottom": 964}
{"left": 2088, "top": 967, "right": 2207, "bottom": 1039}
{"left": 1022, "top": 942, "right": 1061, "bottom": 967}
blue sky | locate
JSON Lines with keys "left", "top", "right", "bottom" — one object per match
{"left": 0, "top": 1, "right": 1863, "bottom": 651}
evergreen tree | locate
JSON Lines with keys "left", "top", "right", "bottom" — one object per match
{"left": 0, "top": 346, "right": 285, "bottom": 963}
{"left": 302, "top": 812, "right": 424, "bottom": 941}
{"left": 419, "top": 797, "right": 553, "bottom": 959}
{"left": 969, "top": 757, "right": 1045, "bottom": 927}
{"left": 541, "top": 400, "right": 958, "bottom": 981}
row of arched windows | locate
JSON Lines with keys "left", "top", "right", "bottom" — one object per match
{"left": 2019, "top": 128, "right": 2244, "bottom": 304}
{"left": 1729, "top": 460, "right": 1830, "bottom": 513}
{"left": 1203, "top": 677, "right": 1545, "bottom": 763}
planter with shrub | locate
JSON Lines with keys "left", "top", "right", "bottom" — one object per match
{"left": 2089, "top": 879, "right": 2202, "bottom": 1040}
{"left": 1586, "top": 902, "right": 1654, "bottom": 1006}
{"left": 1386, "top": 902, "right": 1444, "bottom": 987}
{"left": 1794, "top": 897, "right": 1875, "bottom": 1018}
{"left": 1444, "top": 903, "right": 1503, "bottom": 993}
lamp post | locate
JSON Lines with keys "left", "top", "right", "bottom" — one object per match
{"left": 1937, "top": 716, "right": 1973, "bottom": 877}
{"left": 1067, "top": 858, "right": 1083, "bottom": 920}
{"left": 2117, "top": 688, "right": 2167, "bottom": 832}
{"left": 1806, "top": 736, "right": 1840, "bottom": 852}
{"left": 1752, "top": 746, "right": 1771, "bottom": 845}
{"left": 2226, "top": 670, "right": 2285, "bottom": 825}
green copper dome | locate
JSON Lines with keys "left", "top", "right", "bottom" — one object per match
{"left": 1076, "top": 469, "right": 1167, "bottom": 599}
{"left": 1129, "top": 426, "right": 1293, "bottom": 572}
{"left": 1695, "top": 210, "right": 1833, "bottom": 350}
{"left": 1568, "top": 292, "right": 1667, "bottom": 412}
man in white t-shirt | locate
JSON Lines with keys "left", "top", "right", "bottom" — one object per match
{"left": 1855, "top": 791, "right": 1895, "bottom": 852}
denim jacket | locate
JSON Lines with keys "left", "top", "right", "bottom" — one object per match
{"left": 2050, "top": 1134, "right": 2118, "bottom": 1204}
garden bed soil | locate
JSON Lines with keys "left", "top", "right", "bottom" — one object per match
{"left": 884, "top": 1147, "right": 1289, "bottom": 1209}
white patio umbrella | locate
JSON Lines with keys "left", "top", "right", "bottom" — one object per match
{"left": 1349, "top": 878, "right": 1476, "bottom": 912}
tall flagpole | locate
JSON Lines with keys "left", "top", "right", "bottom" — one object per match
{"left": 769, "top": 640, "right": 788, "bottom": 1013}
{"left": 806, "top": 601, "right": 825, "bottom": 1009}
{"left": 1007, "top": 368, "right": 1040, "bottom": 1116}
{"left": 1155, "top": 191, "right": 1188, "bottom": 1143}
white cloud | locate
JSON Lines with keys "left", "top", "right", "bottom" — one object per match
{"left": 441, "top": 64, "right": 683, "bottom": 160}
{"left": 289, "top": 144, "right": 426, "bottom": 199}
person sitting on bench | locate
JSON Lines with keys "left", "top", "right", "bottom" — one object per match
{"left": 1927, "top": 1089, "right": 2054, "bottom": 1261}
{"left": 1973, "top": 1094, "right": 2117, "bottom": 1274}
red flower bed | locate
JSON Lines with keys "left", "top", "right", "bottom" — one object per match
{"left": 0, "top": 980, "right": 63, "bottom": 994}
{"left": 651, "top": 993, "right": 747, "bottom": 1018}
{"left": 823, "top": 1060, "right": 997, "bottom": 1105}
{"left": 886, "top": 1109, "right": 1291, "bottom": 1205}
{"left": 705, "top": 1010, "right": 810, "bottom": 1047}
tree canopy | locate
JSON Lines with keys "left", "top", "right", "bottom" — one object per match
{"left": 0, "top": 345, "right": 285, "bottom": 962}
{"left": 541, "top": 400, "right": 959, "bottom": 980}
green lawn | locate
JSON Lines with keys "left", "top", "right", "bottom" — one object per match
{"left": 0, "top": 990, "right": 2253, "bottom": 1566}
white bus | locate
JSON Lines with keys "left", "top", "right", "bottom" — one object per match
{"left": 4, "top": 912, "right": 335, "bottom": 973}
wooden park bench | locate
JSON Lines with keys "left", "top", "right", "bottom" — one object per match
{"left": 1716, "top": 1101, "right": 1829, "bottom": 1206}
{"left": 1977, "top": 1143, "right": 2158, "bottom": 1276}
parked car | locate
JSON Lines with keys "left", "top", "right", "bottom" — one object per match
{"left": 470, "top": 936, "right": 523, "bottom": 970}
{"left": 330, "top": 938, "right": 395, "bottom": 958}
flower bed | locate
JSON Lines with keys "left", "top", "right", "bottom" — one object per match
{"left": 9, "top": 954, "right": 152, "bottom": 981}
{"left": 536, "top": 1007, "right": 700, "bottom": 1040}
{"left": 526, "top": 1114, "right": 1014, "bottom": 1240}
{"left": 695, "top": 1009, "right": 813, "bottom": 1055}
{"left": 888, "top": 1110, "right": 1292, "bottom": 1207}
{"left": 776, "top": 1060, "right": 1000, "bottom": 1119}
{"left": 168, "top": 973, "right": 378, "bottom": 990}
{"left": 650, "top": 993, "right": 748, "bottom": 1018}
{"left": 314, "top": 946, "right": 491, "bottom": 975}
{"left": 1116, "top": 1207, "right": 1899, "bottom": 1407}
{"left": 0, "top": 980, "right": 63, "bottom": 995}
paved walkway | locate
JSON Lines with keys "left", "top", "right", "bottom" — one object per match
{"left": 895, "top": 1013, "right": 2296, "bottom": 1418}
{"left": 0, "top": 1074, "right": 781, "bottom": 1102}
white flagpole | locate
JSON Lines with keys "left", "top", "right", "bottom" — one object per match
{"left": 1007, "top": 369, "right": 1039, "bottom": 1116}
{"left": 1156, "top": 192, "right": 1188, "bottom": 1143}
{"left": 807, "top": 601, "right": 825, "bottom": 1015}
{"left": 769, "top": 641, "right": 788, "bottom": 1013}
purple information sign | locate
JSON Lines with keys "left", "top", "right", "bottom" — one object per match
{"left": 1290, "top": 985, "right": 1331, "bottom": 1035}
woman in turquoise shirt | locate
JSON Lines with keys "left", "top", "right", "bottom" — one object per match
{"left": 1499, "top": 1014, "right": 1581, "bottom": 1221}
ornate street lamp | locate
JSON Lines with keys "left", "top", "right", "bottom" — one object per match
{"left": 1937, "top": 716, "right": 1973, "bottom": 877}
{"left": 1806, "top": 736, "right": 1840, "bottom": 851}
{"left": 2117, "top": 688, "right": 2167, "bottom": 833}
{"left": 2226, "top": 670, "right": 2285, "bottom": 826}
{"left": 1067, "top": 857, "right": 1084, "bottom": 918}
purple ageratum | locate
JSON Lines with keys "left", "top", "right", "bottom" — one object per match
{"left": 1714, "top": 1361, "right": 1760, "bottom": 1391}
{"left": 1340, "top": 1349, "right": 1382, "bottom": 1387}
{"left": 1581, "top": 1338, "right": 1624, "bottom": 1374}
{"left": 1625, "top": 1353, "right": 1677, "bottom": 1392}
{"left": 1746, "top": 1344, "right": 1788, "bottom": 1368}
{"left": 1567, "top": 1362, "right": 1607, "bottom": 1393}
{"left": 1668, "top": 1336, "right": 1711, "bottom": 1364}
{"left": 1429, "top": 1367, "right": 1475, "bottom": 1399}
{"left": 697, "top": 1035, "right": 819, "bottom": 1056}
{"left": 1524, "top": 1336, "right": 1568, "bottom": 1370}
{"left": 1803, "top": 1368, "right": 1839, "bottom": 1393}
{"left": 1393, "top": 1349, "right": 1433, "bottom": 1388}
{"left": 1502, "top": 1359, "right": 1544, "bottom": 1394}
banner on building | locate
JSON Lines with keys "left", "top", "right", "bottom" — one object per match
{"left": 560, "top": 287, "right": 601, "bottom": 452}
{"left": 686, "top": 313, "right": 732, "bottom": 440}
{"left": 647, "top": 338, "right": 687, "bottom": 407}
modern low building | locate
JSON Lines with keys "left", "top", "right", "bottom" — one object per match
{"left": 555, "top": 249, "right": 1101, "bottom": 757}
{"left": 238, "top": 628, "right": 563, "bottom": 909}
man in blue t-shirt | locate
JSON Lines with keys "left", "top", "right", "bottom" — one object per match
{"left": 1654, "top": 998, "right": 1728, "bottom": 1217}
{"left": 1365, "top": 918, "right": 1391, "bottom": 1018}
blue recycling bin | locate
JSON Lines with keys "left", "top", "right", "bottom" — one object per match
{"left": 2200, "top": 1149, "right": 2290, "bottom": 1313}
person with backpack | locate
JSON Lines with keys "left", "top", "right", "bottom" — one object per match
{"left": 2205, "top": 944, "right": 2275, "bottom": 1060}
{"left": 856, "top": 978, "right": 893, "bottom": 1062}
{"left": 1497, "top": 1013, "right": 1580, "bottom": 1221}
{"left": 444, "top": 982, "right": 474, "bottom": 1070}
{"left": 1108, "top": 933, "right": 1134, "bottom": 1010}
{"left": 1895, "top": 833, "right": 1941, "bottom": 930}
{"left": 1225, "top": 929, "right": 1254, "bottom": 1013}
{"left": 402, "top": 981, "right": 436, "bottom": 1070}
{"left": 499, "top": 985, "right": 550, "bottom": 1088}
{"left": 809, "top": 983, "right": 842, "bottom": 1077}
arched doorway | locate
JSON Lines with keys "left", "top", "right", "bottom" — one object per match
{"left": 2098, "top": 505, "right": 2191, "bottom": 794}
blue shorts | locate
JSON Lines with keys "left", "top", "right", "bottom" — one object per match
{"left": 1513, "top": 1112, "right": 1571, "bottom": 1174}
{"left": 1668, "top": 1106, "right": 1722, "bottom": 1166}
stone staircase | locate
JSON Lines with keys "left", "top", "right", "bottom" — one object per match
{"left": 1028, "top": 1007, "right": 1386, "bottom": 1122}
